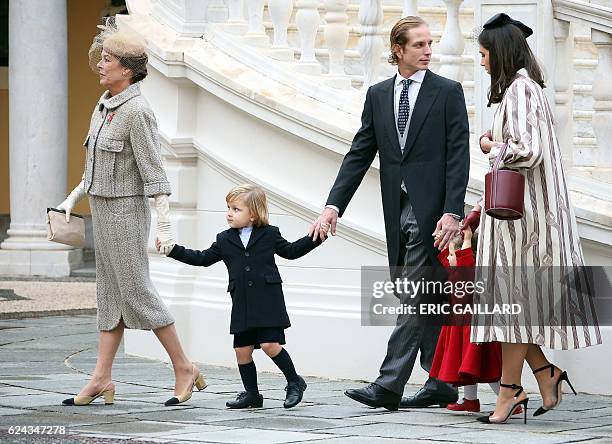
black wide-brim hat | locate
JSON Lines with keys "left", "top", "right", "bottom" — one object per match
{"left": 483, "top": 13, "right": 533, "bottom": 38}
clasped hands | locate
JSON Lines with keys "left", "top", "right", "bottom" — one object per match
{"left": 154, "top": 194, "right": 174, "bottom": 256}
{"left": 432, "top": 214, "right": 461, "bottom": 251}
{"left": 308, "top": 207, "right": 462, "bottom": 251}
{"left": 308, "top": 207, "right": 337, "bottom": 242}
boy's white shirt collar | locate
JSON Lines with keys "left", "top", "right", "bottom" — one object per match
{"left": 238, "top": 226, "right": 253, "bottom": 248}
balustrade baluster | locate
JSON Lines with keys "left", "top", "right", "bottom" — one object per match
{"left": 324, "top": 0, "right": 351, "bottom": 89}
{"left": 358, "top": 0, "right": 383, "bottom": 90}
{"left": 295, "top": 0, "right": 322, "bottom": 74}
{"left": 358, "top": 0, "right": 383, "bottom": 91}
{"left": 245, "top": 0, "right": 270, "bottom": 47}
{"left": 269, "top": 0, "right": 295, "bottom": 61}
{"left": 438, "top": 0, "right": 464, "bottom": 82}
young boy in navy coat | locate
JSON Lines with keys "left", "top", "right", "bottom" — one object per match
{"left": 157, "top": 184, "right": 324, "bottom": 409}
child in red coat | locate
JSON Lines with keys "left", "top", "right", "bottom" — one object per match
{"left": 429, "top": 203, "right": 520, "bottom": 413}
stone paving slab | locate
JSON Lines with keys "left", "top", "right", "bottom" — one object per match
{"left": 129, "top": 407, "right": 262, "bottom": 424}
{"left": 455, "top": 416, "right": 610, "bottom": 434}
{"left": 428, "top": 429, "right": 587, "bottom": 444}
{"left": 170, "top": 428, "right": 347, "bottom": 443}
{"left": 343, "top": 410, "right": 478, "bottom": 426}
{"left": 317, "top": 422, "right": 460, "bottom": 440}
{"left": 0, "top": 411, "right": 135, "bottom": 428}
{"left": 71, "top": 420, "right": 237, "bottom": 439}
{"left": 0, "top": 280, "right": 96, "bottom": 318}
{"left": 1, "top": 313, "right": 612, "bottom": 443}
{"left": 0, "top": 407, "right": 24, "bottom": 416}
{"left": 207, "top": 416, "right": 377, "bottom": 433}
{"left": 285, "top": 438, "right": 451, "bottom": 444}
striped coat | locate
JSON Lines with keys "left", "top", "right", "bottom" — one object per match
{"left": 471, "top": 72, "right": 601, "bottom": 350}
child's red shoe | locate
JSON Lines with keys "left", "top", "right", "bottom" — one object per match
{"left": 447, "top": 398, "right": 480, "bottom": 412}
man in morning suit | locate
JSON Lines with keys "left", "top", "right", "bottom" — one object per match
{"left": 310, "top": 16, "right": 470, "bottom": 410}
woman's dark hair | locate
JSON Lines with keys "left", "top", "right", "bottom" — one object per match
{"left": 478, "top": 24, "right": 545, "bottom": 106}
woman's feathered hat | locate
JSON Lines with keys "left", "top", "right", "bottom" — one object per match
{"left": 88, "top": 16, "right": 148, "bottom": 77}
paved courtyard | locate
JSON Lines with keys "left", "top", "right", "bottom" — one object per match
{"left": 1, "top": 313, "right": 612, "bottom": 443}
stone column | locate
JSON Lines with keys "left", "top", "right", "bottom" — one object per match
{"left": 554, "top": 19, "right": 574, "bottom": 168}
{"left": 591, "top": 29, "right": 612, "bottom": 175}
{"left": 0, "top": 0, "right": 81, "bottom": 276}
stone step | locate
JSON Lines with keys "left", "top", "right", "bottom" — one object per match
{"left": 71, "top": 264, "right": 95, "bottom": 278}
{"left": 70, "top": 249, "right": 95, "bottom": 278}
{"left": 0, "top": 214, "right": 9, "bottom": 245}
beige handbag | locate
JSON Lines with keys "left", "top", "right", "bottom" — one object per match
{"left": 46, "top": 208, "right": 86, "bottom": 248}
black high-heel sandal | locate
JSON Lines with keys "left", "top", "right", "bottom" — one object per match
{"left": 532, "top": 364, "right": 576, "bottom": 417}
{"left": 477, "top": 383, "right": 529, "bottom": 424}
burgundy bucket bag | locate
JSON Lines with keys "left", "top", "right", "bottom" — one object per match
{"left": 484, "top": 144, "right": 525, "bottom": 220}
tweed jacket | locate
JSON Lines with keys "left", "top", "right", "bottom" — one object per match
{"left": 83, "top": 82, "right": 172, "bottom": 197}
{"left": 168, "top": 225, "right": 322, "bottom": 334}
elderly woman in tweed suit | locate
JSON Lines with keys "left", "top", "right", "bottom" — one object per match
{"left": 57, "top": 23, "right": 205, "bottom": 407}
{"left": 471, "top": 14, "right": 601, "bottom": 425}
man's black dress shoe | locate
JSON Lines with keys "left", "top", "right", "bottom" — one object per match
{"left": 400, "top": 387, "right": 459, "bottom": 408}
{"left": 284, "top": 375, "right": 307, "bottom": 408}
{"left": 344, "top": 383, "right": 401, "bottom": 411}
{"left": 226, "top": 391, "right": 263, "bottom": 409}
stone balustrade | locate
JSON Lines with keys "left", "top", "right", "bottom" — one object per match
{"left": 146, "top": 0, "right": 610, "bottom": 218}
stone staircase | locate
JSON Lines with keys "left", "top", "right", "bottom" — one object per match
{"left": 119, "top": 0, "right": 612, "bottom": 391}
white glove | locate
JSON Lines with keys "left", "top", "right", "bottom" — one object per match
{"left": 154, "top": 194, "right": 175, "bottom": 255}
{"left": 57, "top": 180, "right": 86, "bottom": 222}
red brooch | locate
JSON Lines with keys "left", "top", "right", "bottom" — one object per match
{"left": 106, "top": 112, "right": 116, "bottom": 125}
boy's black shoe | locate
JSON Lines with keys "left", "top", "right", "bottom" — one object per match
{"left": 226, "top": 391, "right": 263, "bottom": 409}
{"left": 284, "top": 375, "right": 307, "bottom": 408}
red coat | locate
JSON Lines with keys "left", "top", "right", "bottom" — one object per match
{"left": 429, "top": 247, "right": 502, "bottom": 386}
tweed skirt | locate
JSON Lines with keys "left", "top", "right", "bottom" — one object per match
{"left": 89, "top": 194, "right": 175, "bottom": 331}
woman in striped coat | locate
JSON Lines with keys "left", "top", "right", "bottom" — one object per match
{"left": 471, "top": 13, "right": 601, "bottom": 425}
